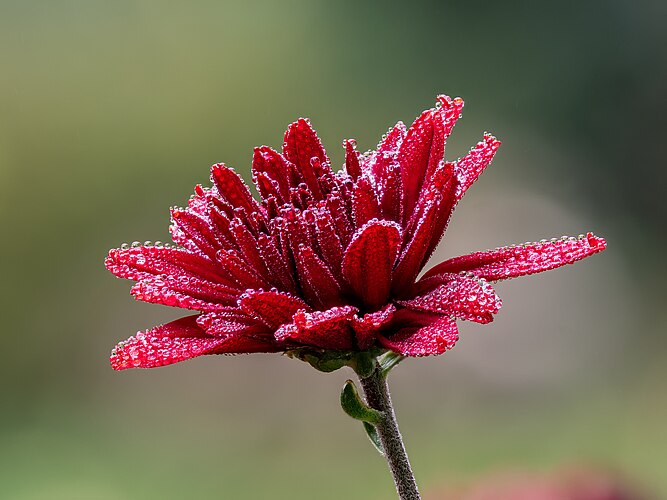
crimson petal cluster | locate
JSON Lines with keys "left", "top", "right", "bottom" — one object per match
{"left": 106, "top": 95, "right": 606, "bottom": 370}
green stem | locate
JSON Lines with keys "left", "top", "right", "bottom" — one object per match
{"left": 357, "top": 364, "right": 421, "bottom": 500}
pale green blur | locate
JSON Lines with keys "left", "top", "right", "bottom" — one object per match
{"left": 1, "top": 0, "right": 665, "bottom": 498}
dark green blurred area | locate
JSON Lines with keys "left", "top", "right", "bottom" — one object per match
{"left": 1, "top": 0, "right": 665, "bottom": 498}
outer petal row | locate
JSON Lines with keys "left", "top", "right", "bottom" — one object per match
{"left": 110, "top": 316, "right": 280, "bottom": 370}
{"left": 423, "top": 233, "right": 607, "bottom": 282}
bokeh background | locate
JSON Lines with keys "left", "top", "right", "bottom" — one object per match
{"left": 1, "top": 0, "right": 665, "bottom": 498}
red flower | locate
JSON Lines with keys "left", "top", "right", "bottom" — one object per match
{"left": 106, "top": 95, "right": 606, "bottom": 370}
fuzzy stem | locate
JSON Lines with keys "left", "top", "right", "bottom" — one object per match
{"left": 358, "top": 365, "right": 421, "bottom": 499}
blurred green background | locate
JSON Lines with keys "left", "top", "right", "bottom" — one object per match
{"left": 1, "top": 0, "right": 665, "bottom": 498}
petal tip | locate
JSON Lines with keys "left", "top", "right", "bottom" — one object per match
{"left": 586, "top": 232, "right": 607, "bottom": 252}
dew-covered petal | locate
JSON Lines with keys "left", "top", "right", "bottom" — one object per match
{"left": 274, "top": 306, "right": 358, "bottom": 350}
{"left": 344, "top": 139, "right": 362, "bottom": 180}
{"left": 210, "top": 163, "right": 262, "bottom": 216}
{"left": 423, "top": 163, "right": 459, "bottom": 261}
{"left": 110, "top": 316, "right": 229, "bottom": 370}
{"left": 392, "top": 191, "right": 443, "bottom": 294}
{"left": 214, "top": 248, "right": 271, "bottom": 290}
{"left": 230, "top": 218, "right": 270, "bottom": 279}
{"left": 239, "top": 290, "right": 311, "bottom": 329}
{"left": 130, "top": 276, "right": 238, "bottom": 312}
{"left": 282, "top": 118, "right": 330, "bottom": 198}
{"left": 196, "top": 310, "right": 269, "bottom": 336}
{"left": 423, "top": 233, "right": 607, "bottom": 282}
{"left": 256, "top": 233, "right": 299, "bottom": 294}
{"left": 169, "top": 209, "right": 228, "bottom": 260}
{"left": 369, "top": 121, "right": 405, "bottom": 181}
{"left": 352, "top": 176, "right": 381, "bottom": 228}
{"left": 435, "top": 95, "right": 464, "bottom": 141}
{"left": 399, "top": 109, "right": 435, "bottom": 222}
{"left": 312, "top": 206, "right": 345, "bottom": 282}
{"left": 105, "top": 246, "right": 228, "bottom": 285}
{"left": 379, "top": 314, "right": 458, "bottom": 357}
{"left": 325, "top": 193, "right": 353, "bottom": 247}
{"left": 252, "top": 146, "right": 292, "bottom": 201}
{"left": 454, "top": 133, "right": 501, "bottom": 201}
{"left": 342, "top": 219, "right": 402, "bottom": 308}
{"left": 401, "top": 160, "right": 457, "bottom": 267}
{"left": 295, "top": 245, "right": 345, "bottom": 309}
{"left": 351, "top": 304, "right": 396, "bottom": 350}
{"left": 398, "top": 274, "right": 501, "bottom": 324}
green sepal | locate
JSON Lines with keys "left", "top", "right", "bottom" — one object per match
{"left": 349, "top": 351, "right": 378, "bottom": 378}
{"left": 379, "top": 351, "right": 404, "bottom": 378}
{"left": 340, "top": 379, "right": 384, "bottom": 425}
{"left": 285, "top": 348, "right": 385, "bottom": 375}
{"left": 285, "top": 349, "right": 355, "bottom": 373}
{"left": 362, "top": 421, "right": 385, "bottom": 456}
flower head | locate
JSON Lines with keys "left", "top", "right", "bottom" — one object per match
{"left": 106, "top": 95, "right": 606, "bottom": 370}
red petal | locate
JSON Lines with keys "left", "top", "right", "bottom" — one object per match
{"left": 110, "top": 316, "right": 227, "bottom": 370}
{"left": 196, "top": 311, "right": 269, "bottom": 336}
{"left": 210, "top": 163, "right": 262, "bottom": 216}
{"left": 398, "top": 274, "right": 501, "bottom": 324}
{"left": 230, "top": 218, "right": 270, "bottom": 279}
{"left": 325, "top": 193, "right": 353, "bottom": 247}
{"left": 131, "top": 277, "right": 237, "bottom": 312}
{"left": 170, "top": 209, "right": 226, "bottom": 260}
{"left": 295, "top": 245, "right": 345, "bottom": 309}
{"left": 274, "top": 306, "right": 358, "bottom": 350}
{"left": 239, "top": 290, "right": 310, "bottom": 329}
{"left": 342, "top": 219, "right": 402, "bottom": 308}
{"left": 351, "top": 304, "right": 396, "bottom": 350}
{"left": 106, "top": 245, "right": 227, "bottom": 285}
{"left": 214, "top": 248, "right": 271, "bottom": 289}
{"left": 369, "top": 121, "right": 406, "bottom": 180}
{"left": 282, "top": 118, "right": 330, "bottom": 198}
{"left": 256, "top": 233, "right": 299, "bottom": 294}
{"left": 352, "top": 176, "right": 381, "bottom": 228}
{"left": 454, "top": 133, "right": 501, "bottom": 201}
{"left": 435, "top": 95, "right": 464, "bottom": 140}
{"left": 379, "top": 165, "right": 402, "bottom": 222}
{"left": 252, "top": 146, "right": 292, "bottom": 201}
{"left": 312, "top": 206, "right": 345, "bottom": 282}
{"left": 423, "top": 163, "right": 459, "bottom": 262}
{"left": 344, "top": 139, "right": 362, "bottom": 180}
{"left": 379, "top": 315, "right": 458, "bottom": 356}
{"left": 392, "top": 191, "right": 442, "bottom": 293}
{"left": 399, "top": 109, "right": 435, "bottom": 222}
{"left": 254, "top": 172, "right": 284, "bottom": 205}
{"left": 423, "top": 233, "right": 607, "bottom": 282}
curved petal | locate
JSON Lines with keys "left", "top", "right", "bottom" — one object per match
{"left": 110, "top": 316, "right": 279, "bottom": 370}
{"left": 351, "top": 304, "right": 396, "bottom": 350}
{"left": 399, "top": 109, "right": 435, "bottom": 222}
{"left": 342, "top": 219, "right": 402, "bottom": 308}
{"left": 274, "top": 306, "right": 358, "bottom": 350}
{"left": 282, "top": 118, "right": 330, "bottom": 198}
{"left": 210, "top": 163, "right": 262, "bottom": 216}
{"left": 170, "top": 208, "right": 227, "bottom": 260}
{"left": 454, "top": 133, "right": 501, "bottom": 201}
{"left": 344, "top": 139, "right": 362, "bottom": 180}
{"left": 398, "top": 274, "right": 501, "bottom": 324}
{"left": 423, "top": 233, "right": 607, "bottom": 282}
{"left": 252, "top": 146, "right": 292, "bottom": 201}
{"left": 130, "top": 276, "right": 238, "bottom": 311}
{"left": 105, "top": 245, "right": 228, "bottom": 285}
{"left": 380, "top": 314, "right": 458, "bottom": 357}
{"left": 295, "top": 245, "right": 345, "bottom": 309}
{"left": 239, "top": 290, "right": 311, "bottom": 329}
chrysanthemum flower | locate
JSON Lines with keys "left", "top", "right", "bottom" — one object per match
{"left": 106, "top": 95, "right": 606, "bottom": 370}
